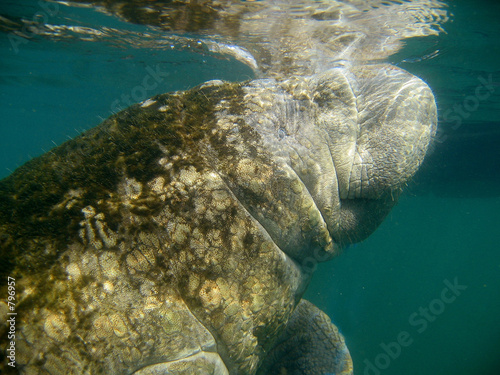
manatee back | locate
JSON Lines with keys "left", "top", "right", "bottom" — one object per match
{"left": 0, "top": 82, "right": 313, "bottom": 374}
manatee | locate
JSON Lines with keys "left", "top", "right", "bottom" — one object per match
{"left": 0, "top": 1, "right": 446, "bottom": 374}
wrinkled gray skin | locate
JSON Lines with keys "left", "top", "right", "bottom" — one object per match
{"left": 0, "top": 62, "right": 436, "bottom": 374}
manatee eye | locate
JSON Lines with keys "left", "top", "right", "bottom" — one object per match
{"left": 278, "top": 127, "right": 287, "bottom": 140}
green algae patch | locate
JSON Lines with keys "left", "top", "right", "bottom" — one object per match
{"left": 0, "top": 81, "right": 245, "bottom": 279}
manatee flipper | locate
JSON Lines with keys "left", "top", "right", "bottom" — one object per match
{"left": 132, "top": 352, "right": 228, "bottom": 375}
{"left": 258, "top": 299, "right": 353, "bottom": 375}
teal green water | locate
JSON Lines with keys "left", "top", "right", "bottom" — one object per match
{"left": 306, "top": 195, "right": 500, "bottom": 374}
{"left": 1, "top": 0, "right": 499, "bottom": 374}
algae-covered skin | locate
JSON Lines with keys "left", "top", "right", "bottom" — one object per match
{"left": 0, "top": 63, "right": 436, "bottom": 374}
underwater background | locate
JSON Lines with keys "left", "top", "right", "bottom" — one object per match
{"left": 0, "top": 0, "right": 499, "bottom": 374}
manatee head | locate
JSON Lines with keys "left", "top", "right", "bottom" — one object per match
{"left": 231, "top": 63, "right": 436, "bottom": 254}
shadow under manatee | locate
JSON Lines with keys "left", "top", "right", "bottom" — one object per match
{"left": 409, "top": 121, "right": 500, "bottom": 198}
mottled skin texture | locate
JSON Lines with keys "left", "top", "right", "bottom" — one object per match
{"left": 0, "top": 64, "right": 436, "bottom": 374}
